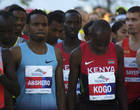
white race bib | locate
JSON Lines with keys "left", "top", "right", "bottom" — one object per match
{"left": 124, "top": 57, "right": 140, "bottom": 82}
{"left": 124, "top": 57, "right": 138, "bottom": 68}
{"left": 88, "top": 72, "right": 115, "bottom": 101}
{"left": 25, "top": 66, "right": 52, "bottom": 94}
{"left": 63, "top": 69, "right": 69, "bottom": 92}
{"left": 63, "top": 69, "right": 80, "bottom": 94}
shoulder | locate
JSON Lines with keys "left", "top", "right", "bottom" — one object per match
{"left": 10, "top": 46, "right": 21, "bottom": 57}
{"left": 54, "top": 47, "right": 62, "bottom": 62}
{"left": 136, "top": 48, "right": 140, "bottom": 69}
{"left": 55, "top": 42, "right": 62, "bottom": 48}
{"left": 1, "top": 48, "right": 13, "bottom": 66}
{"left": 2, "top": 48, "right": 12, "bottom": 59}
{"left": 54, "top": 47, "right": 62, "bottom": 56}
{"left": 2, "top": 48, "right": 11, "bottom": 54}
{"left": 70, "top": 46, "right": 81, "bottom": 64}
{"left": 136, "top": 48, "right": 140, "bottom": 55}
{"left": 10, "top": 46, "right": 22, "bottom": 67}
{"left": 71, "top": 46, "right": 81, "bottom": 57}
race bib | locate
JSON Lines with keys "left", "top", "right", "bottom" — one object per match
{"left": 124, "top": 57, "right": 140, "bottom": 82}
{"left": 25, "top": 66, "right": 52, "bottom": 94}
{"left": 63, "top": 69, "right": 69, "bottom": 92}
{"left": 63, "top": 69, "right": 80, "bottom": 94}
{"left": 88, "top": 72, "right": 115, "bottom": 101}
{"left": 124, "top": 57, "right": 137, "bottom": 68}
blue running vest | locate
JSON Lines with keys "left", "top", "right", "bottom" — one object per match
{"left": 16, "top": 42, "right": 58, "bottom": 110}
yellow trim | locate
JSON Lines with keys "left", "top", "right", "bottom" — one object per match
{"left": 13, "top": 36, "right": 20, "bottom": 47}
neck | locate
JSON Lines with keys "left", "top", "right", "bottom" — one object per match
{"left": 28, "top": 39, "right": 45, "bottom": 47}
{"left": 130, "top": 33, "right": 140, "bottom": 41}
{"left": 16, "top": 32, "right": 22, "bottom": 37}
{"left": 27, "top": 40, "right": 47, "bottom": 54}
{"left": 129, "top": 35, "right": 140, "bottom": 51}
{"left": 64, "top": 37, "right": 80, "bottom": 46}
{"left": 46, "top": 39, "right": 57, "bottom": 46}
{"left": 87, "top": 41, "right": 108, "bottom": 55}
{"left": 63, "top": 37, "right": 81, "bottom": 53}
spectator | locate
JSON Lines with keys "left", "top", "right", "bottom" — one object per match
{"left": 111, "top": 20, "right": 128, "bottom": 43}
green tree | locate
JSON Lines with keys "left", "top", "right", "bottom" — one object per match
{"left": 20, "top": 0, "right": 32, "bottom": 7}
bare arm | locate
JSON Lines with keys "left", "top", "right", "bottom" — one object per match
{"left": 115, "top": 45, "right": 128, "bottom": 110}
{"left": 67, "top": 47, "right": 81, "bottom": 110}
{"left": 0, "top": 48, "right": 20, "bottom": 96}
{"left": 10, "top": 46, "right": 21, "bottom": 72}
{"left": 55, "top": 47, "right": 66, "bottom": 110}
{"left": 136, "top": 48, "right": 140, "bottom": 71}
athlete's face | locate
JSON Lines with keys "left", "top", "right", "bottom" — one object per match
{"left": 116, "top": 24, "right": 128, "bottom": 42}
{"left": 29, "top": 14, "right": 48, "bottom": 42}
{"left": 64, "top": 13, "right": 82, "bottom": 38}
{"left": 47, "top": 21, "right": 64, "bottom": 43}
{"left": 0, "top": 16, "right": 16, "bottom": 46}
{"left": 13, "top": 10, "right": 26, "bottom": 36}
{"left": 88, "top": 28, "right": 111, "bottom": 54}
{"left": 126, "top": 12, "right": 140, "bottom": 35}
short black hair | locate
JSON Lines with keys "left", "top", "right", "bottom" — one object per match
{"left": 90, "top": 20, "right": 111, "bottom": 33}
{"left": 65, "top": 9, "right": 82, "bottom": 22}
{"left": 0, "top": 10, "right": 15, "bottom": 21}
{"left": 111, "top": 20, "right": 125, "bottom": 34}
{"left": 7, "top": 4, "right": 26, "bottom": 13}
{"left": 48, "top": 10, "right": 65, "bottom": 25}
{"left": 83, "top": 20, "right": 95, "bottom": 35}
{"left": 27, "top": 9, "right": 48, "bottom": 24}
{"left": 127, "top": 6, "right": 140, "bottom": 13}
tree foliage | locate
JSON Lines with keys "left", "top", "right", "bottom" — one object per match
{"left": 20, "top": 0, "right": 32, "bottom": 6}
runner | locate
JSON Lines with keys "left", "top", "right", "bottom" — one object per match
{"left": 117, "top": 6, "right": 140, "bottom": 110}
{"left": 7, "top": 4, "right": 28, "bottom": 46}
{"left": 56, "top": 9, "right": 83, "bottom": 110}
{"left": 0, "top": 47, "right": 20, "bottom": 110}
{"left": 47, "top": 10, "right": 65, "bottom": 46}
{"left": 0, "top": 11, "right": 16, "bottom": 48}
{"left": 11, "top": 9, "right": 65, "bottom": 110}
{"left": 56, "top": 9, "right": 82, "bottom": 94}
{"left": 68, "top": 20, "right": 128, "bottom": 110}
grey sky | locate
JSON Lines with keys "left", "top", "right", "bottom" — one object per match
{"left": 0, "top": 0, "right": 140, "bottom": 13}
